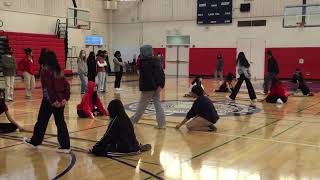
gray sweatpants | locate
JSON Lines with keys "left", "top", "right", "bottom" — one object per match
{"left": 131, "top": 88, "right": 166, "bottom": 128}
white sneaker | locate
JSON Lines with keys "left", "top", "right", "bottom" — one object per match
{"left": 251, "top": 99, "right": 258, "bottom": 103}
{"left": 23, "top": 137, "right": 37, "bottom": 149}
{"left": 276, "top": 98, "right": 284, "bottom": 104}
{"left": 57, "top": 147, "right": 72, "bottom": 154}
{"left": 225, "top": 96, "right": 235, "bottom": 102}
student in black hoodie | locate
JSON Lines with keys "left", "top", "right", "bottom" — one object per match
{"left": 263, "top": 50, "right": 279, "bottom": 94}
{"left": 292, "top": 69, "right": 314, "bottom": 96}
{"left": 131, "top": 45, "right": 166, "bottom": 129}
{"left": 176, "top": 85, "right": 219, "bottom": 132}
{"left": 89, "top": 99, "right": 151, "bottom": 157}
{"left": 87, "top": 51, "right": 97, "bottom": 82}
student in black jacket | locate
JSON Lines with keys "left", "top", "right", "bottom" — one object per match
{"left": 176, "top": 85, "right": 219, "bottom": 132}
{"left": 89, "top": 99, "right": 151, "bottom": 157}
{"left": 87, "top": 51, "right": 97, "bottom": 82}
{"left": 131, "top": 45, "right": 166, "bottom": 129}
{"left": 263, "top": 50, "right": 279, "bottom": 94}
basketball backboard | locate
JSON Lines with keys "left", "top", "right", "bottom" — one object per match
{"left": 283, "top": 4, "right": 320, "bottom": 28}
{"left": 67, "top": 8, "right": 91, "bottom": 30}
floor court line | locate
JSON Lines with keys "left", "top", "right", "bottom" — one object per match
{"left": 272, "top": 122, "right": 303, "bottom": 138}
{"left": 296, "top": 101, "right": 320, "bottom": 113}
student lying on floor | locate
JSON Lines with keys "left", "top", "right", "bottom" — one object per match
{"left": 265, "top": 78, "right": 288, "bottom": 104}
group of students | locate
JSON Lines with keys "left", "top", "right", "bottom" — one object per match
{"left": 77, "top": 49, "right": 125, "bottom": 94}
{"left": 0, "top": 46, "right": 316, "bottom": 157}
{"left": 187, "top": 50, "right": 314, "bottom": 105}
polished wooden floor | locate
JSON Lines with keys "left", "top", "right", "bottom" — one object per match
{"left": 0, "top": 75, "right": 320, "bottom": 180}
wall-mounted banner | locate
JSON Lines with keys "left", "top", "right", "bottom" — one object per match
{"left": 197, "top": 0, "right": 232, "bottom": 25}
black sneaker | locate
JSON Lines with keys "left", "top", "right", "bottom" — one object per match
{"left": 140, "top": 144, "right": 152, "bottom": 152}
{"left": 208, "top": 125, "right": 217, "bottom": 132}
{"left": 23, "top": 137, "right": 37, "bottom": 149}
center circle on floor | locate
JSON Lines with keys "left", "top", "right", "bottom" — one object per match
{"left": 124, "top": 100, "right": 260, "bottom": 117}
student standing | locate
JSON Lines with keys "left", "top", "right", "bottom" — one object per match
{"left": 77, "top": 50, "right": 88, "bottom": 94}
{"left": 18, "top": 48, "right": 35, "bottom": 98}
{"left": 263, "top": 50, "right": 279, "bottom": 94}
{"left": 215, "top": 53, "right": 224, "bottom": 81}
{"left": 23, "top": 51, "right": 71, "bottom": 153}
{"left": 131, "top": 45, "right": 166, "bottom": 129}
{"left": 176, "top": 85, "right": 219, "bottom": 132}
{"left": 113, "top": 51, "right": 125, "bottom": 91}
{"left": 96, "top": 50, "right": 107, "bottom": 93}
{"left": 226, "top": 52, "right": 257, "bottom": 102}
{"left": 87, "top": 51, "right": 97, "bottom": 82}
{"left": 1, "top": 48, "right": 16, "bottom": 101}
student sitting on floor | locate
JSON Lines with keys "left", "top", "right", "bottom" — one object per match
{"left": 265, "top": 77, "right": 288, "bottom": 104}
{"left": 292, "top": 69, "right": 314, "bottom": 96}
{"left": 177, "top": 85, "right": 219, "bottom": 132}
{"left": 0, "top": 89, "right": 25, "bottom": 133}
{"left": 215, "top": 73, "right": 235, "bottom": 93}
{"left": 77, "top": 81, "right": 108, "bottom": 118}
{"left": 184, "top": 76, "right": 207, "bottom": 97}
{"left": 89, "top": 99, "right": 151, "bottom": 157}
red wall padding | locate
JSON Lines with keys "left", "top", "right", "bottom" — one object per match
{"left": 189, "top": 48, "right": 237, "bottom": 76}
{"left": 153, "top": 48, "right": 166, "bottom": 69}
{"left": 266, "top": 48, "right": 320, "bottom": 79}
{"left": 3, "top": 31, "right": 65, "bottom": 75}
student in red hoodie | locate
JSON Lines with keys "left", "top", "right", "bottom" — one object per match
{"left": 18, "top": 48, "right": 35, "bottom": 98}
{"left": 77, "top": 81, "right": 108, "bottom": 118}
{"left": 265, "top": 77, "right": 288, "bottom": 104}
{"left": 23, "top": 51, "right": 71, "bottom": 154}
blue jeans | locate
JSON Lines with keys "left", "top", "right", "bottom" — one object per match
{"left": 79, "top": 73, "right": 88, "bottom": 94}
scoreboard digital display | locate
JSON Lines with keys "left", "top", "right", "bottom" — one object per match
{"left": 197, "top": 0, "right": 233, "bottom": 25}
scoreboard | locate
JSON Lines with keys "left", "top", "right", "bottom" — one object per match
{"left": 197, "top": 0, "right": 233, "bottom": 25}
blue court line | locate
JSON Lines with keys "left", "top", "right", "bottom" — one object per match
{"left": 51, "top": 152, "right": 77, "bottom": 180}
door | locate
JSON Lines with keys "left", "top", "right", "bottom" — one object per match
{"left": 165, "top": 46, "right": 189, "bottom": 76}
{"left": 237, "top": 38, "right": 265, "bottom": 80}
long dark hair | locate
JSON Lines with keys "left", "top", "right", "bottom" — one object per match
{"left": 236, "top": 52, "right": 250, "bottom": 68}
{"left": 114, "top": 51, "right": 121, "bottom": 58}
{"left": 39, "top": 48, "right": 48, "bottom": 66}
{"left": 107, "top": 99, "right": 130, "bottom": 120}
{"left": 87, "top": 51, "right": 95, "bottom": 62}
{"left": 44, "top": 51, "right": 62, "bottom": 76}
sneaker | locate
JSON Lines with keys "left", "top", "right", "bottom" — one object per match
{"left": 7, "top": 97, "right": 13, "bottom": 101}
{"left": 276, "top": 98, "right": 284, "bottom": 104}
{"left": 23, "top": 137, "right": 37, "bottom": 149}
{"left": 251, "top": 99, "right": 258, "bottom": 103}
{"left": 225, "top": 96, "right": 235, "bottom": 102}
{"left": 57, "top": 147, "right": 72, "bottom": 154}
{"left": 208, "top": 124, "right": 217, "bottom": 132}
{"left": 140, "top": 144, "right": 152, "bottom": 152}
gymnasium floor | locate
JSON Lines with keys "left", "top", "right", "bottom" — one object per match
{"left": 0, "top": 76, "right": 320, "bottom": 180}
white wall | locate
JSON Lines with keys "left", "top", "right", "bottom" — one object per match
{"left": 110, "top": 0, "right": 320, "bottom": 51}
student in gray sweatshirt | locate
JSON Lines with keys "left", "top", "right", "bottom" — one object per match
{"left": 77, "top": 50, "right": 88, "bottom": 94}
{"left": 0, "top": 48, "right": 16, "bottom": 101}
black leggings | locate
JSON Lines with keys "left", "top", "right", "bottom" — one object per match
{"left": 115, "top": 72, "right": 123, "bottom": 88}
{"left": 266, "top": 96, "right": 288, "bottom": 103}
{"left": 229, "top": 74, "right": 257, "bottom": 100}
{"left": 30, "top": 99, "right": 70, "bottom": 149}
